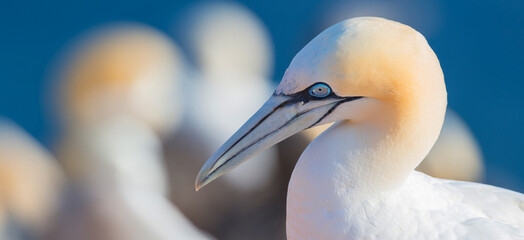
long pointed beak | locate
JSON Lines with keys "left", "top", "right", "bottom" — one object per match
{"left": 195, "top": 93, "right": 356, "bottom": 190}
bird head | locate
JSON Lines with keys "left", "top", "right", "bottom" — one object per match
{"left": 196, "top": 17, "right": 446, "bottom": 190}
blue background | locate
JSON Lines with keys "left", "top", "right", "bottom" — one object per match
{"left": 1, "top": 0, "right": 523, "bottom": 190}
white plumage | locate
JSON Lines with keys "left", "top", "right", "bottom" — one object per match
{"left": 68, "top": 118, "right": 212, "bottom": 240}
{"left": 196, "top": 17, "right": 524, "bottom": 239}
{"left": 53, "top": 24, "right": 212, "bottom": 240}
{"left": 0, "top": 120, "right": 63, "bottom": 240}
{"left": 288, "top": 122, "right": 523, "bottom": 239}
{"left": 289, "top": 171, "right": 524, "bottom": 239}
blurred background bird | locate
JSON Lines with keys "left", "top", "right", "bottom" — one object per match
{"left": 165, "top": 2, "right": 288, "bottom": 239}
{"left": 48, "top": 24, "right": 212, "bottom": 240}
{"left": 0, "top": 120, "right": 63, "bottom": 240}
{"left": 177, "top": 1, "right": 278, "bottom": 195}
{"left": 416, "top": 109, "right": 484, "bottom": 182}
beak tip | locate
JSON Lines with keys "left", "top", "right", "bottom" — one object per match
{"left": 195, "top": 179, "right": 203, "bottom": 192}
{"left": 195, "top": 170, "right": 209, "bottom": 191}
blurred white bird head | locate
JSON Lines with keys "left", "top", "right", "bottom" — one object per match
{"left": 0, "top": 119, "right": 63, "bottom": 233}
{"left": 180, "top": 1, "right": 274, "bottom": 80}
{"left": 57, "top": 23, "right": 184, "bottom": 136}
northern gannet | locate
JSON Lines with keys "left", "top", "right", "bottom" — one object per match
{"left": 52, "top": 24, "right": 212, "bottom": 240}
{"left": 60, "top": 117, "right": 213, "bottom": 240}
{"left": 56, "top": 23, "right": 182, "bottom": 138}
{"left": 0, "top": 119, "right": 63, "bottom": 240}
{"left": 196, "top": 17, "right": 524, "bottom": 239}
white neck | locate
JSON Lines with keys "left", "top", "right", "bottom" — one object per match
{"left": 290, "top": 94, "right": 445, "bottom": 191}
{"left": 286, "top": 93, "right": 445, "bottom": 238}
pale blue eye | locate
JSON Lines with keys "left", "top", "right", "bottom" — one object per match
{"left": 308, "top": 83, "right": 331, "bottom": 98}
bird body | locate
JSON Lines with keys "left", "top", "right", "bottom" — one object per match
{"left": 289, "top": 169, "right": 524, "bottom": 239}
{"left": 196, "top": 17, "right": 524, "bottom": 239}
{"left": 53, "top": 24, "right": 212, "bottom": 240}
{"left": 72, "top": 118, "right": 211, "bottom": 240}
{"left": 0, "top": 120, "right": 63, "bottom": 239}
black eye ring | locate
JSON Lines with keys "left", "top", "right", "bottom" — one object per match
{"left": 308, "top": 83, "right": 331, "bottom": 98}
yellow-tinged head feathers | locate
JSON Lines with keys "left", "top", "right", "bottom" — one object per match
{"left": 59, "top": 24, "right": 183, "bottom": 134}
{"left": 278, "top": 17, "right": 444, "bottom": 103}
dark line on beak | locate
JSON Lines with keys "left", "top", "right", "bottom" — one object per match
{"left": 209, "top": 96, "right": 291, "bottom": 171}
{"left": 308, "top": 96, "right": 363, "bottom": 128}
{"left": 207, "top": 102, "right": 318, "bottom": 178}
